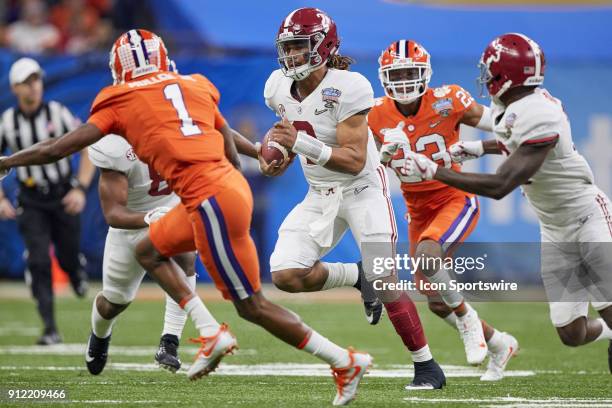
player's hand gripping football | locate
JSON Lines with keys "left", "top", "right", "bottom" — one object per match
{"left": 379, "top": 122, "right": 408, "bottom": 163}
{"left": 404, "top": 151, "right": 438, "bottom": 181}
{"left": 269, "top": 117, "right": 298, "bottom": 150}
{"left": 448, "top": 140, "right": 484, "bottom": 163}
{"left": 256, "top": 142, "right": 293, "bottom": 177}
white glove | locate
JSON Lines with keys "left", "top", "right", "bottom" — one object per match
{"left": 144, "top": 206, "right": 171, "bottom": 225}
{"left": 0, "top": 157, "right": 10, "bottom": 181}
{"left": 448, "top": 140, "right": 484, "bottom": 163}
{"left": 379, "top": 122, "right": 408, "bottom": 163}
{"left": 404, "top": 151, "right": 438, "bottom": 181}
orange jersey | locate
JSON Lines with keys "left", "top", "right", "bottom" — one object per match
{"left": 88, "top": 71, "right": 233, "bottom": 211}
{"left": 368, "top": 84, "right": 474, "bottom": 194}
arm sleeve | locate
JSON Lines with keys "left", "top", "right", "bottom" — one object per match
{"left": 214, "top": 107, "right": 227, "bottom": 130}
{"left": 263, "top": 70, "right": 281, "bottom": 116}
{"left": 513, "top": 106, "right": 562, "bottom": 146}
{"left": 88, "top": 105, "right": 119, "bottom": 136}
{"left": 87, "top": 135, "right": 133, "bottom": 172}
{"left": 336, "top": 73, "right": 375, "bottom": 123}
{"left": 450, "top": 85, "right": 475, "bottom": 118}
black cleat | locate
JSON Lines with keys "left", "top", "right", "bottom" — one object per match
{"left": 405, "top": 359, "right": 446, "bottom": 390}
{"left": 355, "top": 261, "right": 384, "bottom": 325}
{"left": 608, "top": 340, "right": 612, "bottom": 374}
{"left": 86, "top": 332, "right": 110, "bottom": 375}
{"left": 36, "top": 330, "right": 62, "bottom": 345}
{"left": 155, "top": 334, "right": 181, "bottom": 373}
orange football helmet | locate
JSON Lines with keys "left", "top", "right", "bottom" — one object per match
{"left": 109, "top": 29, "right": 175, "bottom": 85}
{"left": 378, "top": 40, "right": 432, "bottom": 104}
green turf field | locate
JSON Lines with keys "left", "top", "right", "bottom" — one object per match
{"left": 0, "top": 289, "right": 610, "bottom": 407}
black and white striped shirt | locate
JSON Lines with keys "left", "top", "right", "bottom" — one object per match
{"left": 0, "top": 101, "right": 79, "bottom": 187}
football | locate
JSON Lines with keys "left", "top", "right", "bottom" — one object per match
{"left": 261, "top": 130, "right": 291, "bottom": 166}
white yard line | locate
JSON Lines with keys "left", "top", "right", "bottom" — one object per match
{"left": 405, "top": 397, "right": 612, "bottom": 406}
{"left": 0, "top": 343, "right": 257, "bottom": 356}
{"left": 0, "top": 362, "right": 536, "bottom": 378}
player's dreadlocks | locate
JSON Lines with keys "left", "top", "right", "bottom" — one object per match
{"left": 327, "top": 54, "right": 355, "bottom": 70}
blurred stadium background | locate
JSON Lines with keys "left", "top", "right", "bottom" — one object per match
{"left": 0, "top": 0, "right": 611, "bottom": 285}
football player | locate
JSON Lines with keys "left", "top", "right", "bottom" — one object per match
{"left": 261, "top": 8, "right": 445, "bottom": 390}
{"left": 0, "top": 30, "right": 373, "bottom": 404}
{"left": 404, "top": 33, "right": 612, "bottom": 371}
{"left": 368, "top": 40, "right": 518, "bottom": 380}
{"left": 86, "top": 121, "right": 255, "bottom": 374}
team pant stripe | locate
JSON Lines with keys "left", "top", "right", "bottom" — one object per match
{"left": 440, "top": 196, "right": 479, "bottom": 247}
{"left": 197, "top": 206, "right": 240, "bottom": 300}
{"left": 377, "top": 166, "right": 397, "bottom": 243}
{"left": 207, "top": 197, "right": 254, "bottom": 295}
{"left": 596, "top": 194, "right": 612, "bottom": 239}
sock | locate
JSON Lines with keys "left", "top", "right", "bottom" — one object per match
{"left": 486, "top": 329, "right": 505, "bottom": 353}
{"left": 595, "top": 318, "right": 612, "bottom": 341}
{"left": 182, "top": 296, "right": 219, "bottom": 337}
{"left": 442, "top": 312, "right": 457, "bottom": 328}
{"left": 299, "top": 330, "right": 350, "bottom": 368}
{"left": 162, "top": 275, "right": 196, "bottom": 338}
{"left": 426, "top": 267, "right": 464, "bottom": 309}
{"left": 411, "top": 344, "right": 433, "bottom": 362}
{"left": 321, "top": 262, "right": 358, "bottom": 290}
{"left": 384, "top": 292, "right": 428, "bottom": 352}
{"left": 91, "top": 298, "right": 115, "bottom": 338}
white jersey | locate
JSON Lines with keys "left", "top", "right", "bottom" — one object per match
{"left": 491, "top": 88, "right": 597, "bottom": 226}
{"left": 88, "top": 134, "right": 179, "bottom": 213}
{"left": 264, "top": 68, "right": 380, "bottom": 189}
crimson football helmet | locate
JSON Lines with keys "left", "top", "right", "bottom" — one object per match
{"left": 109, "top": 29, "right": 176, "bottom": 85}
{"left": 478, "top": 33, "right": 545, "bottom": 100}
{"left": 276, "top": 8, "right": 339, "bottom": 80}
{"left": 378, "top": 40, "right": 432, "bottom": 104}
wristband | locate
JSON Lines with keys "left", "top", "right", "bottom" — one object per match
{"left": 292, "top": 131, "right": 332, "bottom": 166}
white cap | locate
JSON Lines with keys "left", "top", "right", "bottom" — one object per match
{"left": 9, "top": 58, "right": 44, "bottom": 86}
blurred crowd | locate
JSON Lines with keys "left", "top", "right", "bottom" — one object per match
{"left": 0, "top": 0, "right": 156, "bottom": 55}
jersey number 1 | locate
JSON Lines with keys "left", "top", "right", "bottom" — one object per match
{"left": 163, "top": 83, "right": 202, "bottom": 137}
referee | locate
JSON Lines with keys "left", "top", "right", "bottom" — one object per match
{"left": 0, "top": 58, "right": 96, "bottom": 345}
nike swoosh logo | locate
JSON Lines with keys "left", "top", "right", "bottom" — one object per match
{"left": 314, "top": 108, "right": 328, "bottom": 115}
{"left": 429, "top": 120, "right": 443, "bottom": 128}
{"left": 85, "top": 352, "right": 94, "bottom": 362}
{"left": 354, "top": 185, "right": 369, "bottom": 195}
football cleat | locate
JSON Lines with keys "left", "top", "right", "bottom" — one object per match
{"left": 356, "top": 261, "right": 384, "bottom": 325}
{"left": 405, "top": 359, "right": 446, "bottom": 390}
{"left": 85, "top": 332, "right": 110, "bottom": 375}
{"left": 481, "top": 332, "right": 519, "bottom": 381}
{"left": 186, "top": 323, "right": 237, "bottom": 381}
{"left": 456, "top": 308, "right": 488, "bottom": 365}
{"left": 36, "top": 330, "right": 62, "bottom": 346}
{"left": 331, "top": 348, "right": 372, "bottom": 406}
{"left": 155, "top": 334, "right": 181, "bottom": 373}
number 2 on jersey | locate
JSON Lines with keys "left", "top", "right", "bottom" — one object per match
{"left": 163, "top": 83, "right": 202, "bottom": 137}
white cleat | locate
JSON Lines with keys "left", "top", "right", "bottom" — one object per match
{"left": 186, "top": 323, "right": 237, "bottom": 381}
{"left": 480, "top": 332, "right": 519, "bottom": 381}
{"left": 331, "top": 349, "right": 372, "bottom": 406}
{"left": 456, "top": 308, "right": 488, "bottom": 365}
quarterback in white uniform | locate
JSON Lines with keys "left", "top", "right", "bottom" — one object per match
{"left": 260, "top": 8, "right": 446, "bottom": 391}
{"left": 405, "top": 33, "right": 612, "bottom": 369}
{"left": 85, "top": 134, "right": 201, "bottom": 374}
